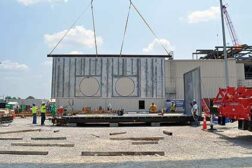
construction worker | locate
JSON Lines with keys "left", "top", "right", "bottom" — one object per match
{"left": 191, "top": 99, "right": 199, "bottom": 126}
{"left": 40, "top": 103, "right": 47, "bottom": 125}
{"left": 50, "top": 103, "right": 56, "bottom": 118}
{"left": 170, "top": 101, "right": 176, "bottom": 113}
{"left": 57, "top": 106, "right": 64, "bottom": 117}
{"left": 107, "top": 103, "right": 112, "bottom": 111}
{"left": 31, "top": 104, "right": 38, "bottom": 124}
{"left": 149, "top": 102, "right": 158, "bottom": 113}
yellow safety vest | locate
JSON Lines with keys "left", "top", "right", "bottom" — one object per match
{"left": 40, "top": 105, "right": 46, "bottom": 113}
{"left": 170, "top": 104, "right": 176, "bottom": 111}
{"left": 32, "top": 106, "right": 38, "bottom": 114}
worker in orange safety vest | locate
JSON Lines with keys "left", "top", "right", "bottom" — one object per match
{"left": 149, "top": 102, "right": 158, "bottom": 113}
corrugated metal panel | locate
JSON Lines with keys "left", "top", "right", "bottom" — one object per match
{"left": 184, "top": 67, "right": 201, "bottom": 115}
{"left": 69, "top": 58, "right": 75, "bottom": 97}
{"left": 51, "top": 58, "right": 56, "bottom": 98}
{"left": 63, "top": 58, "right": 70, "bottom": 97}
{"left": 57, "top": 58, "right": 64, "bottom": 97}
{"left": 51, "top": 56, "right": 165, "bottom": 99}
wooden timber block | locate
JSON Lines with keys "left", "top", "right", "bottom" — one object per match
{"left": 109, "top": 123, "right": 119, "bottom": 127}
{"left": 151, "top": 122, "right": 160, "bottom": 127}
{"left": 110, "top": 137, "right": 164, "bottom": 141}
{"left": 11, "top": 143, "right": 74, "bottom": 147}
{"left": 0, "top": 138, "right": 23, "bottom": 140}
{"left": 0, "top": 151, "right": 48, "bottom": 155}
{"left": 31, "top": 137, "right": 67, "bottom": 140}
{"left": 163, "top": 130, "right": 173, "bottom": 136}
{"left": 109, "top": 131, "right": 127, "bottom": 136}
{"left": 132, "top": 141, "right": 159, "bottom": 145}
{"left": 90, "top": 134, "right": 100, "bottom": 138}
{"left": 81, "top": 151, "right": 165, "bottom": 156}
{"left": 0, "top": 129, "right": 41, "bottom": 135}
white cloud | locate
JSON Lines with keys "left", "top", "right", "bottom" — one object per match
{"left": 187, "top": 6, "right": 220, "bottom": 24}
{"left": 44, "top": 26, "right": 103, "bottom": 49}
{"left": 0, "top": 60, "right": 29, "bottom": 71}
{"left": 68, "top": 51, "right": 83, "bottom": 54}
{"left": 143, "top": 38, "right": 174, "bottom": 54}
{"left": 41, "top": 60, "right": 52, "bottom": 66}
{"left": 17, "top": 0, "right": 68, "bottom": 6}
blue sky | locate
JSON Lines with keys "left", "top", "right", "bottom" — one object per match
{"left": 0, "top": 0, "right": 251, "bottom": 98}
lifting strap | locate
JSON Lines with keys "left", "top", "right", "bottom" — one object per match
{"left": 120, "top": 0, "right": 132, "bottom": 56}
{"left": 49, "top": 1, "right": 172, "bottom": 57}
{"left": 130, "top": 1, "right": 172, "bottom": 56}
{"left": 48, "top": 3, "right": 91, "bottom": 56}
{"left": 91, "top": 0, "right": 98, "bottom": 56}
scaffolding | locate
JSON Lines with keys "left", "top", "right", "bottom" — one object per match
{"left": 193, "top": 44, "right": 252, "bottom": 61}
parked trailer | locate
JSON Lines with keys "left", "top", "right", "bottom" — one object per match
{"left": 213, "top": 87, "right": 252, "bottom": 131}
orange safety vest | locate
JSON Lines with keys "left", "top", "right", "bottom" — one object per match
{"left": 149, "top": 104, "right": 157, "bottom": 112}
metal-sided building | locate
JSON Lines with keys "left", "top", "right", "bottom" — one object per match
{"left": 49, "top": 54, "right": 249, "bottom": 112}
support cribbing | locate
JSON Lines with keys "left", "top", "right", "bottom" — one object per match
{"left": 48, "top": 3, "right": 91, "bottom": 56}
{"left": 91, "top": 0, "right": 98, "bottom": 56}
{"left": 130, "top": 0, "right": 172, "bottom": 56}
{"left": 120, "top": 0, "right": 132, "bottom": 56}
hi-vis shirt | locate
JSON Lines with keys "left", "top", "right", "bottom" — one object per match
{"left": 191, "top": 104, "right": 198, "bottom": 116}
{"left": 31, "top": 106, "right": 38, "bottom": 114}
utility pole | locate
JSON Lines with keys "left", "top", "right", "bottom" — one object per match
{"left": 208, "top": 0, "right": 230, "bottom": 132}
{"left": 220, "top": 0, "right": 229, "bottom": 87}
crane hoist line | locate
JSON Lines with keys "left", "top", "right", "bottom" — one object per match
{"left": 48, "top": 0, "right": 173, "bottom": 57}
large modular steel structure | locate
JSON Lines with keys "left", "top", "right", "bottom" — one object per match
{"left": 49, "top": 54, "right": 167, "bottom": 112}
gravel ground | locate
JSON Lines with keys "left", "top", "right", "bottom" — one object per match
{"left": 0, "top": 117, "right": 252, "bottom": 168}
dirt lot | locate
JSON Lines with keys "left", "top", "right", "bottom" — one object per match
{"left": 0, "top": 117, "right": 252, "bottom": 168}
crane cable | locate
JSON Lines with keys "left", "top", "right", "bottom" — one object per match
{"left": 48, "top": 0, "right": 171, "bottom": 57}
{"left": 120, "top": 0, "right": 132, "bottom": 56}
{"left": 91, "top": 0, "right": 98, "bottom": 56}
{"left": 48, "top": 3, "right": 92, "bottom": 56}
{"left": 130, "top": 0, "right": 172, "bottom": 56}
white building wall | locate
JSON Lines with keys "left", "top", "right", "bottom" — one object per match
{"left": 236, "top": 63, "right": 245, "bottom": 81}
{"left": 165, "top": 59, "right": 238, "bottom": 99}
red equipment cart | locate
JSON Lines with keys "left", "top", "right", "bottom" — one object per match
{"left": 213, "top": 87, "right": 252, "bottom": 131}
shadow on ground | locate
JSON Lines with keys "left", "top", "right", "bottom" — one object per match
{"left": 1, "top": 157, "right": 252, "bottom": 168}
{"left": 210, "top": 129, "right": 252, "bottom": 150}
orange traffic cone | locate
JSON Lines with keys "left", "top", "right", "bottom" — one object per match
{"left": 202, "top": 115, "right": 207, "bottom": 130}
